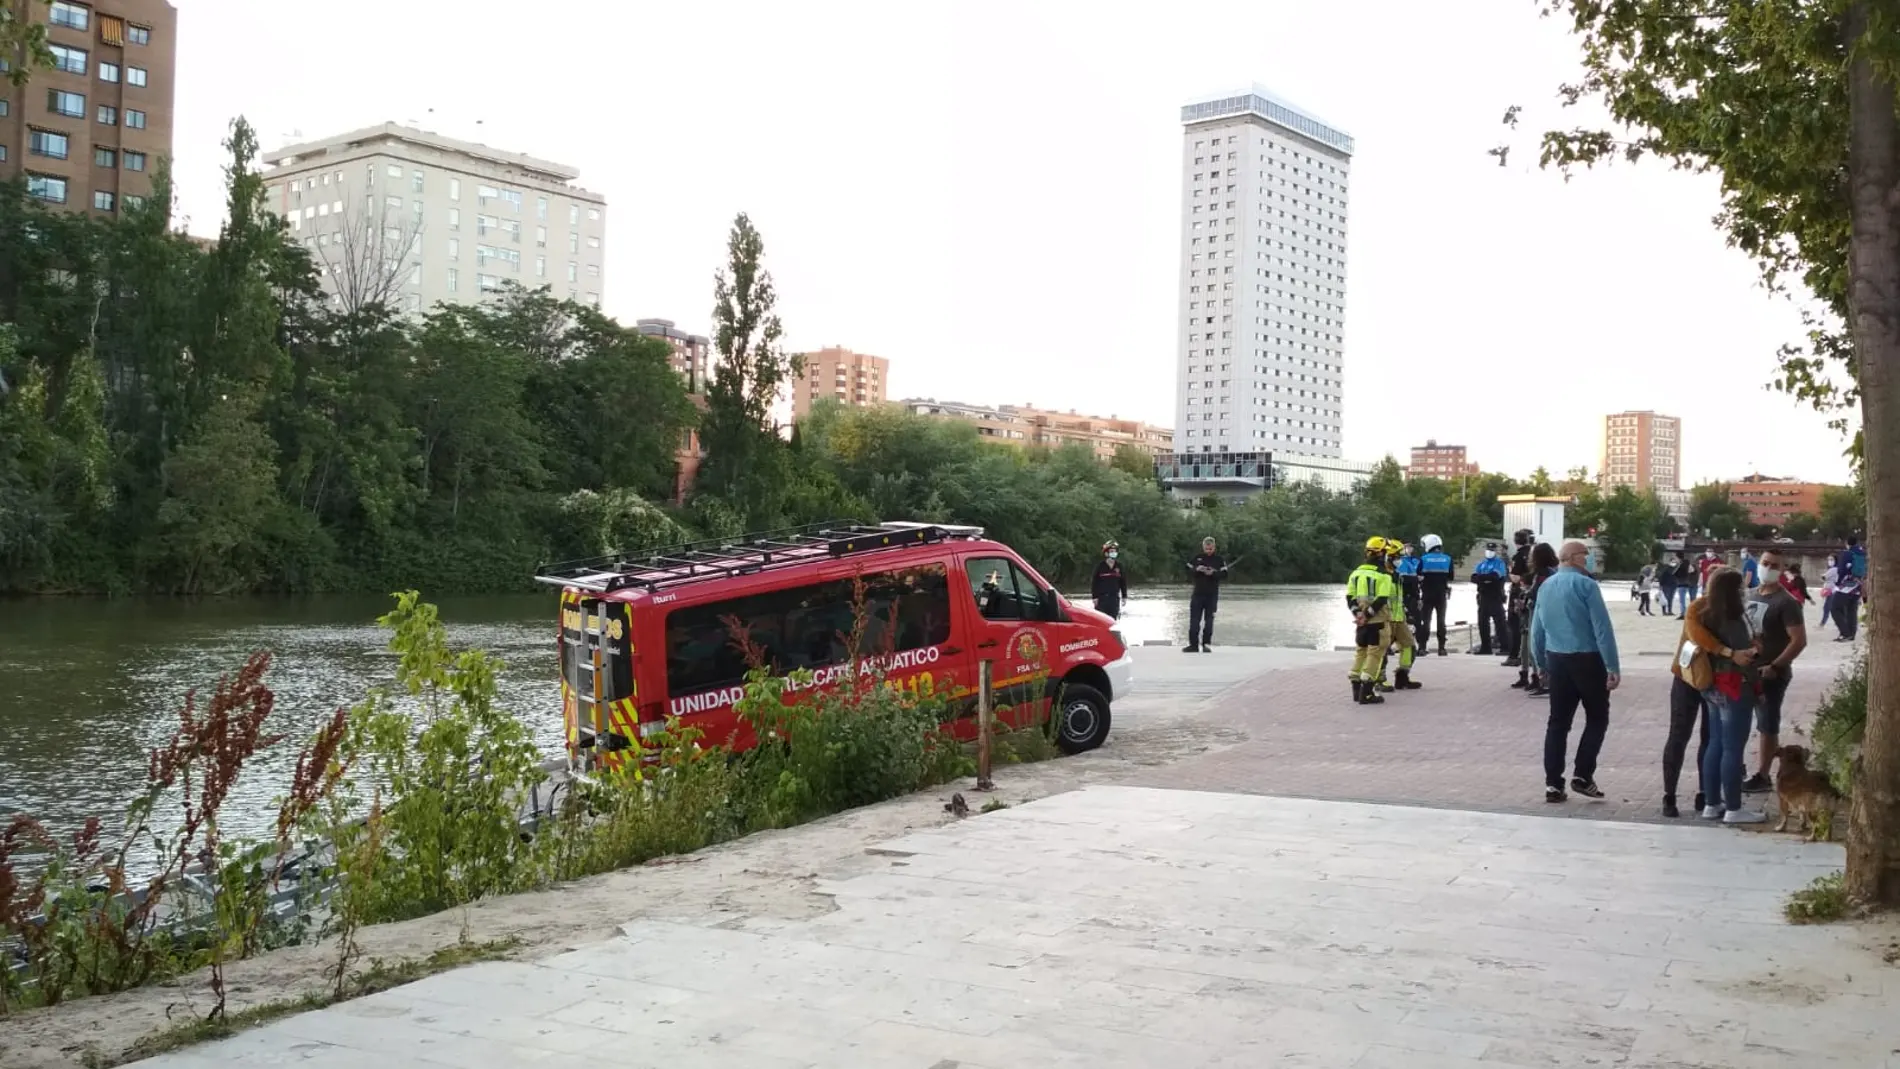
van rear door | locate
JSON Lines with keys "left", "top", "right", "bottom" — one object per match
{"left": 558, "top": 591, "right": 638, "bottom": 769}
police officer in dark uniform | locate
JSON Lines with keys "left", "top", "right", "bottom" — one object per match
{"left": 1418, "top": 534, "right": 1454, "bottom": 656}
{"left": 1470, "top": 541, "right": 1510, "bottom": 655}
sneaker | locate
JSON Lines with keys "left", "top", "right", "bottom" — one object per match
{"left": 1741, "top": 773, "right": 1772, "bottom": 794}
{"left": 1700, "top": 805, "right": 1724, "bottom": 820}
{"left": 1571, "top": 778, "right": 1605, "bottom": 799}
{"left": 1723, "top": 808, "right": 1768, "bottom": 825}
{"left": 1662, "top": 797, "right": 1681, "bottom": 819}
{"left": 1182, "top": 645, "right": 1200, "bottom": 653}
{"left": 1545, "top": 787, "right": 1566, "bottom": 803}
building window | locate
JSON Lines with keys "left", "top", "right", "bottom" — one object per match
{"left": 585, "top": 292, "right": 599, "bottom": 306}
{"left": 123, "top": 193, "right": 145, "bottom": 210}
{"left": 48, "top": 90, "right": 86, "bottom": 118}
{"left": 447, "top": 207, "right": 459, "bottom": 230}
{"left": 98, "top": 62, "right": 119, "bottom": 83}
{"left": 567, "top": 262, "right": 577, "bottom": 283}
{"left": 447, "top": 238, "right": 459, "bottom": 259}
{"left": 586, "top": 263, "right": 599, "bottom": 277}
{"left": 123, "top": 150, "right": 146, "bottom": 171}
{"left": 123, "top": 64, "right": 146, "bottom": 88}
{"left": 586, "top": 236, "right": 600, "bottom": 249}
{"left": 124, "top": 109, "right": 146, "bottom": 129}
{"left": 385, "top": 195, "right": 402, "bottom": 211}
{"left": 93, "top": 190, "right": 114, "bottom": 211}
{"left": 568, "top": 204, "right": 578, "bottom": 226}
{"left": 537, "top": 196, "right": 548, "bottom": 220}
{"left": 412, "top": 170, "right": 423, "bottom": 193}
{"left": 448, "top": 178, "right": 460, "bottom": 201}
{"left": 26, "top": 174, "right": 68, "bottom": 204}
{"left": 568, "top": 233, "right": 578, "bottom": 253}
{"left": 29, "top": 130, "right": 70, "bottom": 160}
{"left": 50, "top": 45, "right": 87, "bottom": 75}
{"left": 49, "top": 1, "right": 89, "bottom": 30}
{"left": 535, "top": 256, "right": 545, "bottom": 277}
{"left": 127, "top": 23, "right": 151, "bottom": 45}
{"left": 477, "top": 273, "right": 501, "bottom": 292}
{"left": 447, "top": 267, "right": 458, "bottom": 293}
{"left": 0, "top": 100, "right": 7, "bottom": 117}
{"left": 93, "top": 146, "right": 114, "bottom": 167}
{"left": 535, "top": 225, "right": 546, "bottom": 247}
{"left": 587, "top": 207, "right": 600, "bottom": 222}
{"left": 386, "top": 164, "right": 402, "bottom": 179}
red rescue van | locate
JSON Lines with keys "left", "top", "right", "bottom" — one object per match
{"left": 536, "top": 522, "right": 1135, "bottom": 771}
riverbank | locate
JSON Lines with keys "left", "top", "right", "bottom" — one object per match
{"left": 1, "top": 648, "right": 1322, "bottom": 1068}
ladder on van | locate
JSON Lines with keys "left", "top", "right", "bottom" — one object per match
{"left": 566, "top": 597, "right": 611, "bottom": 771}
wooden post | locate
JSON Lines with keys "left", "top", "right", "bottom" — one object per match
{"left": 976, "top": 659, "right": 994, "bottom": 791}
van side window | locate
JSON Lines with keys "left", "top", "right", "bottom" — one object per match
{"left": 665, "top": 564, "right": 952, "bottom": 700}
{"left": 965, "top": 557, "right": 1041, "bottom": 620}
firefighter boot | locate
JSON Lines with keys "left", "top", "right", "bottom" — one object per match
{"left": 1396, "top": 669, "right": 1422, "bottom": 690}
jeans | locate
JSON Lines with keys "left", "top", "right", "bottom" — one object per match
{"left": 1658, "top": 584, "right": 1676, "bottom": 613}
{"left": 1661, "top": 676, "right": 1710, "bottom": 799}
{"left": 1834, "top": 591, "right": 1862, "bottom": 639}
{"left": 1188, "top": 593, "right": 1217, "bottom": 647}
{"left": 1700, "top": 687, "right": 1756, "bottom": 811}
{"left": 1544, "top": 652, "right": 1611, "bottom": 789}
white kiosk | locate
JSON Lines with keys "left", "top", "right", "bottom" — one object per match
{"left": 1497, "top": 495, "right": 1570, "bottom": 548}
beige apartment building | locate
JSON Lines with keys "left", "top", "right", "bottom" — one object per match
{"left": 902, "top": 399, "right": 1174, "bottom": 464}
{"left": 795, "top": 346, "right": 888, "bottom": 418}
{"left": 261, "top": 124, "right": 606, "bottom": 316}
{"left": 1, "top": 0, "right": 177, "bottom": 217}
{"left": 638, "top": 318, "right": 710, "bottom": 392}
{"left": 1602, "top": 410, "right": 1688, "bottom": 520}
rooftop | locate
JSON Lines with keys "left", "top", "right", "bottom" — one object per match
{"left": 1181, "top": 83, "right": 1354, "bottom": 155}
{"left": 263, "top": 122, "right": 597, "bottom": 195}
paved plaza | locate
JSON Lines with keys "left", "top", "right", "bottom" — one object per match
{"left": 130, "top": 787, "right": 1886, "bottom": 1068}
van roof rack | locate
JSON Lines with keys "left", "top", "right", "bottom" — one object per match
{"left": 535, "top": 520, "right": 987, "bottom": 595}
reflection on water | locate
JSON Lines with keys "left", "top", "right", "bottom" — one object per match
{"left": 2, "top": 581, "right": 1602, "bottom": 840}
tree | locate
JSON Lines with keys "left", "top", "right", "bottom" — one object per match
{"left": 309, "top": 197, "right": 424, "bottom": 317}
{"left": 695, "top": 213, "right": 799, "bottom": 524}
{"left": 1111, "top": 444, "right": 1156, "bottom": 480}
{"left": 0, "top": 3, "right": 55, "bottom": 88}
{"left": 1519, "top": 0, "right": 1900, "bottom": 906}
{"left": 1782, "top": 511, "right": 1823, "bottom": 541}
{"left": 1596, "top": 485, "right": 1666, "bottom": 573}
{"left": 1819, "top": 483, "right": 1866, "bottom": 539}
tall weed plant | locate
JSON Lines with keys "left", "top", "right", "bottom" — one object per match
{"left": 1809, "top": 652, "right": 1867, "bottom": 797}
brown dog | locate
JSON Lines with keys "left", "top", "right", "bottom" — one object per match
{"left": 1774, "top": 745, "right": 1842, "bottom": 840}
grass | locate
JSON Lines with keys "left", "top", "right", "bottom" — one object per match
{"left": 1784, "top": 872, "right": 1851, "bottom": 925}
{"left": 980, "top": 799, "right": 1011, "bottom": 813}
{"left": 100, "top": 937, "right": 523, "bottom": 1067}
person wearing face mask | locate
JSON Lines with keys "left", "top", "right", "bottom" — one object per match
{"left": 1470, "top": 542, "right": 1510, "bottom": 655}
{"left": 1091, "top": 540, "right": 1128, "bottom": 619}
{"left": 1417, "top": 534, "right": 1454, "bottom": 656}
{"left": 1739, "top": 547, "right": 1808, "bottom": 794}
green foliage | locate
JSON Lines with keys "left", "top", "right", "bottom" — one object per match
{"left": 1594, "top": 485, "right": 1669, "bottom": 573}
{"left": 0, "top": 124, "right": 696, "bottom": 595}
{"left": 695, "top": 213, "right": 799, "bottom": 525}
{"left": 328, "top": 593, "right": 545, "bottom": 923}
{"left": 1689, "top": 482, "right": 1759, "bottom": 540}
{"left": 1811, "top": 653, "right": 1867, "bottom": 798}
{"left": 1785, "top": 871, "right": 1851, "bottom": 924}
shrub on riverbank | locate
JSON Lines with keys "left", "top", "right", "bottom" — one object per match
{"left": 3, "top": 592, "right": 1046, "bottom": 1023}
{"left": 1809, "top": 653, "right": 1867, "bottom": 797}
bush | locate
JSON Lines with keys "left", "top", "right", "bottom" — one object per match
{"left": 1785, "top": 871, "right": 1850, "bottom": 924}
{"left": 1809, "top": 654, "right": 1865, "bottom": 797}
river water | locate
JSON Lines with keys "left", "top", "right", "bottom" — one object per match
{"left": 0, "top": 583, "right": 1500, "bottom": 842}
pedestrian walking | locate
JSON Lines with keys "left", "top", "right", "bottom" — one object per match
{"left": 1672, "top": 554, "right": 1695, "bottom": 613}
{"left": 1695, "top": 568, "right": 1767, "bottom": 824}
{"left": 1183, "top": 536, "right": 1229, "bottom": 652}
{"left": 1833, "top": 538, "right": 1866, "bottom": 641}
{"left": 1740, "top": 548, "right": 1808, "bottom": 794}
{"left": 1531, "top": 540, "right": 1621, "bottom": 804}
{"left": 1091, "top": 540, "right": 1128, "bottom": 619}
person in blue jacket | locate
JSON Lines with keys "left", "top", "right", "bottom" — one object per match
{"left": 1470, "top": 542, "right": 1511, "bottom": 655}
{"left": 1418, "top": 534, "right": 1455, "bottom": 656}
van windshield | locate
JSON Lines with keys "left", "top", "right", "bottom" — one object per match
{"left": 665, "top": 563, "right": 952, "bottom": 700}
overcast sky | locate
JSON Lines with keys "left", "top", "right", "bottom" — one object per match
{"left": 165, "top": 0, "right": 1858, "bottom": 487}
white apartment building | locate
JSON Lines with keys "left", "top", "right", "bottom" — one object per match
{"left": 1175, "top": 85, "right": 1353, "bottom": 459}
{"left": 262, "top": 123, "right": 607, "bottom": 315}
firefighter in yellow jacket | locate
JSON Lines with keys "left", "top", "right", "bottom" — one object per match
{"left": 1346, "top": 539, "right": 1394, "bottom": 705}
{"left": 1382, "top": 538, "right": 1423, "bottom": 691}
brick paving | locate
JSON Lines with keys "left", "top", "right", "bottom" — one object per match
{"left": 1123, "top": 648, "right": 1840, "bottom": 824}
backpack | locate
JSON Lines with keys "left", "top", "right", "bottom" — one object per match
{"left": 1851, "top": 546, "right": 1868, "bottom": 579}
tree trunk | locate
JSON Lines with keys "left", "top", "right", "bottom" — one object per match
{"left": 1843, "top": 0, "right": 1900, "bottom": 909}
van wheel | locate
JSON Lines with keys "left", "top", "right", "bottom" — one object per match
{"left": 1052, "top": 683, "right": 1111, "bottom": 754}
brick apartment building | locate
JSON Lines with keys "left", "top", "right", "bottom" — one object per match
{"left": 1406, "top": 440, "right": 1479, "bottom": 479}
{"left": 1, "top": 0, "right": 177, "bottom": 217}
{"left": 795, "top": 346, "right": 888, "bottom": 419}
{"left": 900, "top": 399, "right": 1174, "bottom": 464}
{"left": 1728, "top": 474, "right": 1830, "bottom": 528}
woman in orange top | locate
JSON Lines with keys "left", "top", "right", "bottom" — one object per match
{"left": 1662, "top": 585, "right": 1734, "bottom": 818}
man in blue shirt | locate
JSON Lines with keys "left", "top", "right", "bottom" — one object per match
{"left": 1470, "top": 543, "right": 1511, "bottom": 655}
{"left": 1531, "top": 540, "right": 1622, "bottom": 804}
{"left": 1741, "top": 548, "right": 1760, "bottom": 590}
